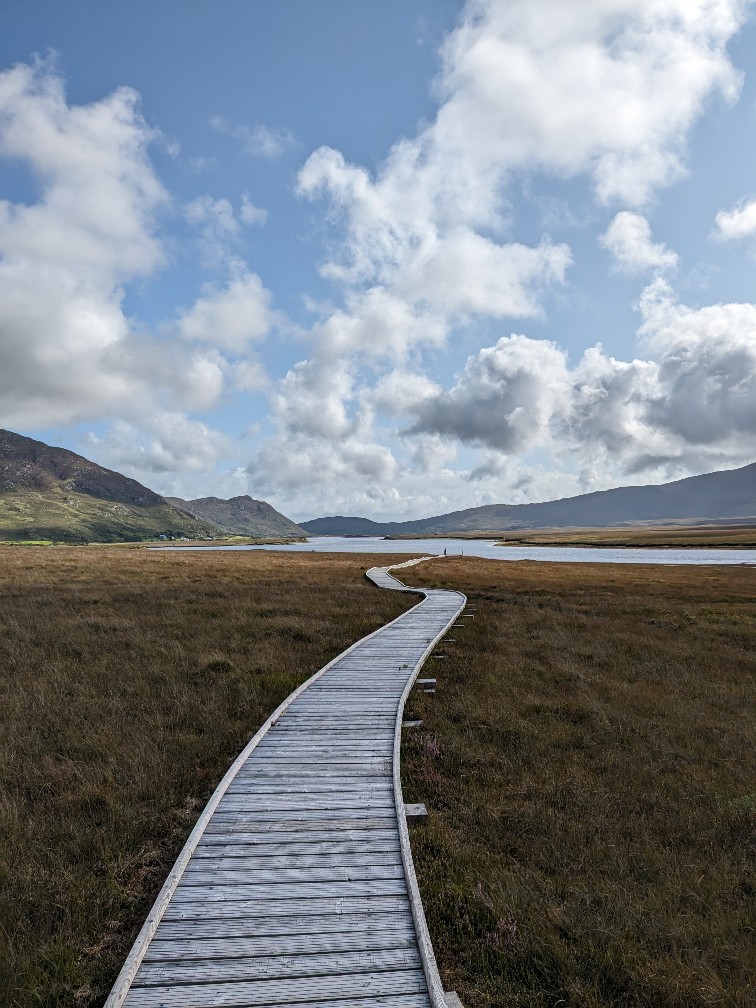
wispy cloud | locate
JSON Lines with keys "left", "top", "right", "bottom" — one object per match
{"left": 209, "top": 115, "right": 295, "bottom": 158}
{"left": 184, "top": 193, "right": 266, "bottom": 265}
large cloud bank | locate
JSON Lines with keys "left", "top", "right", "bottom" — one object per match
{"left": 1, "top": 2, "right": 755, "bottom": 516}
{"left": 0, "top": 58, "right": 274, "bottom": 487}
{"left": 249, "top": 0, "right": 755, "bottom": 516}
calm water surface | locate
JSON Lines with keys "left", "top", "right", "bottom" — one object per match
{"left": 156, "top": 535, "right": 756, "bottom": 566}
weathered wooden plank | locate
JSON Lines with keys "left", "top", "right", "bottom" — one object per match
{"left": 229, "top": 765, "right": 393, "bottom": 776}
{"left": 223, "top": 781, "right": 394, "bottom": 795}
{"left": 169, "top": 879, "right": 409, "bottom": 902}
{"left": 189, "top": 851, "right": 403, "bottom": 869}
{"left": 135, "top": 946, "right": 422, "bottom": 985}
{"left": 181, "top": 863, "right": 406, "bottom": 885}
{"left": 161, "top": 895, "right": 413, "bottom": 922}
{"left": 234, "top": 758, "right": 392, "bottom": 767}
{"left": 124, "top": 974, "right": 431, "bottom": 1008}
{"left": 278, "top": 711, "right": 397, "bottom": 718}
{"left": 235, "top": 758, "right": 392, "bottom": 769}
{"left": 252, "top": 745, "right": 397, "bottom": 753}
{"left": 125, "top": 970, "right": 429, "bottom": 1007}
{"left": 144, "top": 925, "right": 417, "bottom": 961}
{"left": 201, "top": 813, "right": 398, "bottom": 831}
{"left": 153, "top": 909, "right": 414, "bottom": 940}
{"left": 216, "top": 794, "right": 395, "bottom": 811}
{"left": 210, "top": 761, "right": 394, "bottom": 773}
{"left": 196, "top": 830, "right": 403, "bottom": 846}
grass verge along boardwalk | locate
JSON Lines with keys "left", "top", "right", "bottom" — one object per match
{"left": 106, "top": 558, "right": 465, "bottom": 1008}
{"left": 402, "top": 557, "right": 755, "bottom": 1008}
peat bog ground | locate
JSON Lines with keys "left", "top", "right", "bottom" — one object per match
{"left": 403, "top": 557, "right": 755, "bottom": 1008}
{"left": 2, "top": 547, "right": 753, "bottom": 1007}
{"left": 0, "top": 546, "right": 413, "bottom": 1007}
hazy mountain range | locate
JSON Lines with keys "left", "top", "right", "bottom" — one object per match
{"left": 1, "top": 428, "right": 753, "bottom": 543}
{"left": 301, "top": 462, "right": 756, "bottom": 536}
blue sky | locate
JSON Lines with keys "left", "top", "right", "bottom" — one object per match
{"left": 1, "top": 0, "right": 756, "bottom": 521}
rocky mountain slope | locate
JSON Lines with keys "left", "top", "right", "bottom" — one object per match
{"left": 165, "top": 495, "right": 306, "bottom": 538}
{"left": 301, "top": 462, "right": 756, "bottom": 535}
{"left": 0, "top": 429, "right": 216, "bottom": 543}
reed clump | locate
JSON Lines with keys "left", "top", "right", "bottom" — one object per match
{"left": 403, "top": 558, "right": 755, "bottom": 1008}
{"left": 0, "top": 546, "right": 412, "bottom": 1007}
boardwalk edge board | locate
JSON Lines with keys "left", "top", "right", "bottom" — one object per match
{"left": 106, "top": 553, "right": 465, "bottom": 1008}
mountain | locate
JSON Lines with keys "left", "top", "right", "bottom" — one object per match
{"left": 0, "top": 429, "right": 216, "bottom": 543}
{"left": 300, "top": 515, "right": 429, "bottom": 536}
{"left": 301, "top": 462, "right": 756, "bottom": 535}
{"left": 165, "top": 495, "right": 306, "bottom": 538}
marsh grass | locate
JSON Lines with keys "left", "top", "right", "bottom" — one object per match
{"left": 492, "top": 525, "right": 756, "bottom": 548}
{"left": 3, "top": 548, "right": 753, "bottom": 1008}
{"left": 389, "top": 525, "right": 756, "bottom": 548}
{"left": 0, "top": 546, "right": 413, "bottom": 1007}
{"left": 403, "top": 558, "right": 755, "bottom": 1007}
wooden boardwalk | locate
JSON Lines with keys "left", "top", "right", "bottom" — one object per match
{"left": 106, "top": 557, "right": 465, "bottom": 1008}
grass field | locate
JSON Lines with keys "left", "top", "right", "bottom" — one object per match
{"left": 403, "top": 557, "right": 755, "bottom": 1007}
{"left": 0, "top": 546, "right": 413, "bottom": 1007}
{"left": 492, "top": 525, "right": 756, "bottom": 548}
{"left": 1, "top": 547, "right": 753, "bottom": 1007}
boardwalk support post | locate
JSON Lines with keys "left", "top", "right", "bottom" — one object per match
{"left": 405, "top": 802, "right": 428, "bottom": 823}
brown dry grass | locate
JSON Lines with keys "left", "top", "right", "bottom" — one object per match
{"left": 0, "top": 546, "right": 413, "bottom": 1007}
{"left": 493, "top": 525, "right": 756, "bottom": 548}
{"left": 390, "top": 525, "right": 756, "bottom": 547}
{"left": 403, "top": 557, "right": 755, "bottom": 1007}
{"left": 3, "top": 547, "right": 754, "bottom": 1008}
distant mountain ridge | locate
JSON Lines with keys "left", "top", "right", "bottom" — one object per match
{"left": 166, "top": 496, "right": 306, "bottom": 538}
{"left": 0, "top": 429, "right": 216, "bottom": 542}
{"left": 301, "top": 462, "right": 756, "bottom": 536}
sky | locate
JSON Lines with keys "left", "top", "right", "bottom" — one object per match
{"left": 1, "top": 0, "right": 756, "bottom": 522}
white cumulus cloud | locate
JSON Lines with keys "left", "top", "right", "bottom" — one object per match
{"left": 0, "top": 60, "right": 267, "bottom": 500}
{"left": 178, "top": 269, "right": 276, "bottom": 353}
{"left": 0, "top": 59, "right": 167, "bottom": 427}
{"left": 408, "top": 335, "right": 571, "bottom": 452}
{"left": 713, "top": 196, "right": 756, "bottom": 240}
{"left": 600, "top": 211, "right": 679, "bottom": 273}
{"left": 250, "top": 0, "right": 753, "bottom": 517}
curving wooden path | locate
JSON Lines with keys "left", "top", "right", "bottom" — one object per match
{"left": 106, "top": 557, "right": 465, "bottom": 1008}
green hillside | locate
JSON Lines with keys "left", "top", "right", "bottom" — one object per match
{"left": 0, "top": 430, "right": 215, "bottom": 543}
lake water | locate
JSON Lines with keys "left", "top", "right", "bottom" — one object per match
{"left": 156, "top": 535, "right": 756, "bottom": 566}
